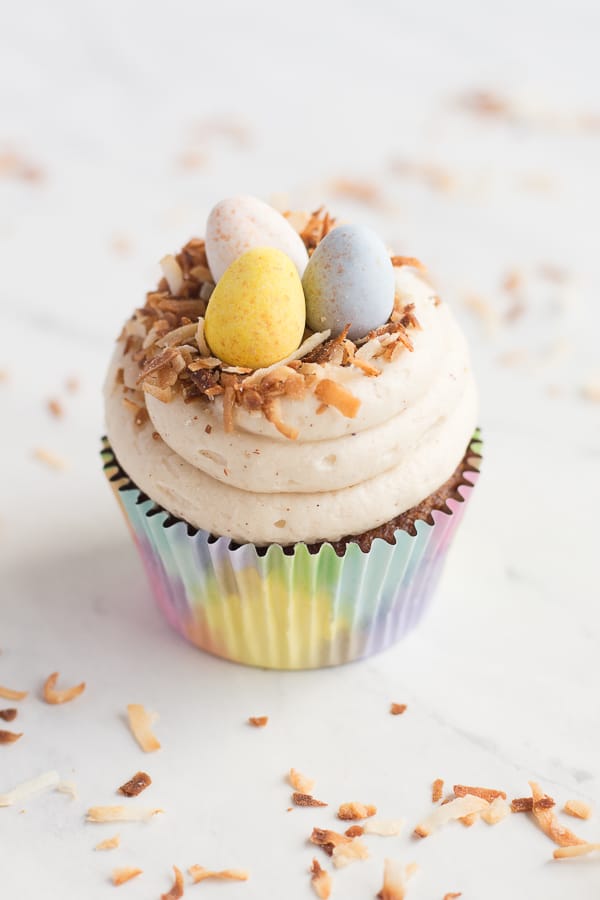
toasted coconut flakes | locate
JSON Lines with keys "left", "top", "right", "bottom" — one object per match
{"left": 56, "top": 781, "right": 78, "bottom": 800}
{"left": 195, "top": 318, "right": 211, "bottom": 356}
{"left": 329, "top": 178, "right": 381, "bottom": 205}
{"left": 390, "top": 703, "right": 407, "bottom": 716}
{"left": 310, "top": 859, "right": 332, "bottom": 899}
{"left": 332, "top": 838, "right": 369, "bottom": 868}
{"left": 47, "top": 398, "right": 64, "bottom": 418}
{"left": 529, "top": 781, "right": 586, "bottom": 847}
{"left": 264, "top": 399, "right": 298, "bottom": 440}
{"left": 244, "top": 330, "right": 331, "bottom": 387}
{"left": 43, "top": 672, "right": 85, "bottom": 705}
{"left": 314, "top": 379, "right": 360, "bottom": 418}
{"left": 157, "top": 323, "right": 199, "bottom": 348}
{"left": 345, "top": 825, "right": 364, "bottom": 838}
{"left": 481, "top": 797, "right": 510, "bottom": 824}
{"left": 391, "top": 256, "right": 426, "bottom": 272}
{"left": 432, "top": 779, "right": 444, "bottom": 803}
{"left": 161, "top": 866, "right": 184, "bottom": 899}
{"left": 444, "top": 893, "right": 463, "bottom": 899}
{"left": 454, "top": 784, "right": 507, "bottom": 803}
{"left": 0, "top": 770, "right": 60, "bottom": 807}
{"left": 554, "top": 843, "right": 600, "bottom": 859}
{"left": 376, "top": 858, "right": 417, "bottom": 900}
{"left": 289, "top": 769, "right": 315, "bottom": 794}
{"left": 0, "top": 730, "right": 22, "bottom": 744}
{"left": 459, "top": 812, "right": 479, "bottom": 827}
{"left": 248, "top": 716, "right": 268, "bottom": 728}
{"left": 127, "top": 704, "right": 161, "bottom": 752}
{"left": 119, "top": 772, "right": 152, "bottom": 797}
{"left": 293, "top": 792, "right": 327, "bottom": 807}
{"left": 86, "top": 806, "right": 163, "bottom": 823}
{"left": 0, "top": 709, "right": 17, "bottom": 722}
{"left": 112, "top": 867, "right": 142, "bottom": 886}
{"left": 364, "top": 819, "right": 404, "bottom": 836}
{"left": 95, "top": 834, "right": 121, "bottom": 851}
{"left": 33, "top": 448, "right": 68, "bottom": 470}
{"left": 0, "top": 686, "right": 28, "bottom": 701}
{"left": 564, "top": 799, "right": 592, "bottom": 820}
{"left": 189, "top": 865, "right": 249, "bottom": 884}
{"left": 338, "top": 802, "right": 377, "bottom": 820}
{"left": 414, "top": 795, "right": 489, "bottom": 837}
{"left": 511, "top": 796, "right": 555, "bottom": 813}
{"left": 310, "top": 827, "right": 351, "bottom": 856}
{"left": 160, "top": 255, "right": 184, "bottom": 296}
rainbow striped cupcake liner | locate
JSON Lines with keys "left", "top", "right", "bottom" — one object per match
{"left": 101, "top": 432, "right": 481, "bottom": 669}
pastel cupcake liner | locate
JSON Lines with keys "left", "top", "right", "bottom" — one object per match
{"left": 101, "top": 432, "right": 482, "bottom": 669}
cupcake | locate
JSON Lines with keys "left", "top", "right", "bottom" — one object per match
{"left": 103, "top": 196, "right": 480, "bottom": 669}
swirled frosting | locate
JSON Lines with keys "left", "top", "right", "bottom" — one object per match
{"left": 104, "top": 265, "right": 477, "bottom": 545}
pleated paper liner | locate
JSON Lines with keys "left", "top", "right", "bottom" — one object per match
{"left": 101, "top": 431, "right": 482, "bottom": 669}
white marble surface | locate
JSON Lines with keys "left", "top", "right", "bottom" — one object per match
{"left": 2, "top": 1, "right": 600, "bottom": 897}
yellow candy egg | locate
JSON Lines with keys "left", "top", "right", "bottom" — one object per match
{"left": 204, "top": 247, "right": 306, "bottom": 369}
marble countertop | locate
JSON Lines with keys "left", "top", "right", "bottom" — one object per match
{"left": 2, "top": 1, "right": 599, "bottom": 897}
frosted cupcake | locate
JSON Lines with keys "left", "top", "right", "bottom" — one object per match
{"left": 103, "top": 196, "right": 480, "bottom": 669}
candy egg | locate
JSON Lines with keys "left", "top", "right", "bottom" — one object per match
{"left": 302, "top": 224, "right": 395, "bottom": 341}
{"left": 204, "top": 247, "right": 306, "bottom": 369}
{"left": 206, "top": 195, "right": 309, "bottom": 282}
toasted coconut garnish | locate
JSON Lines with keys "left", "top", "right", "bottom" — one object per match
{"left": 293, "top": 792, "right": 327, "bottom": 808}
{"left": 459, "top": 813, "right": 479, "bottom": 827}
{"left": 127, "top": 704, "right": 161, "bottom": 752}
{"left": 443, "top": 893, "right": 462, "bottom": 899}
{"left": 56, "top": 780, "right": 78, "bottom": 800}
{"left": 344, "top": 825, "right": 365, "bottom": 838}
{"left": 43, "top": 672, "right": 85, "bottom": 705}
{"left": 529, "top": 781, "right": 586, "bottom": 847}
{"left": 390, "top": 703, "right": 407, "bottom": 716}
{"left": 118, "top": 772, "right": 152, "bottom": 797}
{"left": 553, "top": 843, "right": 600, "bottom": 859}
{"left": 248, "top": 716, "right": 268, "bottom": 728}
{"left": 47, "top": 398, "right": 64, "bottom": 418}
{"left": 160, "top": 255, "right": 184, "bottom": 296}
{"left": 0, "top": 709, "right": 17, "bottom": 722}
{"left": 0, "top": 770, "right": 60, "bottom": 807}
{"left": 414, "top": 796, "right": 489, "bottom": 837}
{"left": 0, "top": 730, "right": 22, "bottom": 744}
{"left": 376, "top": 858, "right": 417, "bottom": 900}
{"left": 188, "top": 865, "right": 249, "bottom": 884}
{"left": 390, "top": 256, "right": 426, "bottom": 272}
{"left": 310, "top": 859, "right": 332, "bottom": 899}
{"left": 33, "top": 447, "right": 68, "bottom": 470}
{"left": 264, "top": 400, "right": 299, "bottom": 440}
{"left": 299, "top": 207, "right": 336, "bottom": 253}
{"left": 86, "top": 806, "right": 163, "bottom": 823}
{"left": 364, "top": 819, "right": 404, "bottom": 836}
{"left": 289, "top": 769, "right": 315, "bottom": 795}
{"left": 0, "top": 686, "right": 28, "bottom": 701}
{"left": 95, "top": 834, "right": 121, "bottom": 851}
{"left": 329, "top": 177, "right": 381, "bottom": 205}
{"left": 310, "top": 827, "right": 351, "bottom": 856}
{"left": 314, "top": 379, "right": 360, "bottom": 418}
{"left": 161, "top": 866, "right": 184, "bottom": 899}
{"left": 453, "top": 785, "right": 507, "bottom": 803}
{"left": 511, "top": 796, "right": 555, "bottom": 813}
{"left": 481, "top": 797, "right": 510, "bottom": 824}
{"left": 112, "top": 867, "right": 142, "bottom": 886}
{"left": 432, "top": 779, "right": 444, "bottom": 802}
{"left": 564, "top": 799, "right": 592, "bottom": 820}
{"left": 337, "top": 802, "right": 377, "bottom": 820}
{"left": 332, "top": 838, "right": 369, "bottom": 868}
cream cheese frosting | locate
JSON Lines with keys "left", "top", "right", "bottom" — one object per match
{"left": 104, "top": 267, "right": 478, "bottom": 545}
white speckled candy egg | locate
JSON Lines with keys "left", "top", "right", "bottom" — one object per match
{"left": 303, "top": 224, "right": 395, "bottom": 340}
{"left": 206, "top": 195, "right": 309, "bottom": 282}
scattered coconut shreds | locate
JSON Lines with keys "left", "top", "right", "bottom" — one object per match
{"left": 0, "top": 686, "right": 28, "bottom": 702}
{"left": 414, "top": 795, "right": 489, "bottom": 837}
{"left": 47, "top": 398, "right": 64, "bottom": 418}
{"left": 391, "top": 256, "right": 426, "bottom": 272}
{"left": 329, "top": 177, "right": 381, "bottom": 205}
{"left": 310, "top": 827, "right": 352, "bottom": 856}
{"left": 244, "top": 330, "right": 331, "bottom": 387}
{"left": 390, "top": 703, "right": 407, "bottom": 716}
{"left": 161, "top": 865, "right": 184, "bottom": 899}
{"left": 188, "top": 865, "right": 249, "bottom": 884}
{"left": 0, "top": 730, "right": 22, "bottom": 744}
{"left": 127, "top": 704, "right": 161, "bottom": 752}
{"left": 554, "top": 843, "right": 600, "bottom": 860}
{"left": 511, "top": 796, "right": 555, "bottom": 813}
{"left": 314, "top": 379, "right": 360, "bottom": 418}
{"left": 32, "top": 447, "right": 68, "bottom": 470}
{"left": 95, "top": 834, "right": 121, "bottom": 851}
{"left": 118, "top": 771, "right": 152, "bottom": 797}
{"left": 65, "top": 376, "right": 79, "bottom": 393}
{"left": 310, "top": 859, "right": 332, "bottom": 899}
{"left": 293, "top": 792, "right": 327, "bottom": 808}
{"left": 338, "top": 802, "right": 377, "bottom": 820}
{"left": 564, "top": 799, "right": 592, "bottom": 820}
{"left": 112, "top": 868, "right": 142, "bottom": 886}
{"left": 43, "top": 672, "right": 86, "bottom": 705}
{"left": 529, "top": 781, "right": 586, "bottom": 848}
{"left": 86, "top": 806, "right": 163, "bottom": 823}
{"left": 248, "top": 716, "right": 268, "bottom": 728}
{"left": 444, "top": 893, "right": 463, "bottom": 899}
{"left": 0, "top": 770, "right": 60, "bottom": 807}
{"left": 454, "top": 784, "right": 507, "bottom": 803}
{"left": 432, "top": 779, "right": 444, "bottom": 803}
{"left": 363, "top": 819, "right": 404, "bottom": 836}
{"left": 289, "top": 768, "right": 315, "bottom": 795}
{"left": 481, "top": 797, "right": 510, "bottom": 825}
{"left": 56, "top": 781, "right": 78, "bottom": 800}
{"left": 332, "top": 838, "right": 369, "bottom": 868}
{"left": 345, "top": 825, "right": 365, "bottom": 838}
{"left": 376, "top": 858, "right": 417, "bottom": 900}
{"left": 459, "top": 812, "right": 479, "bottom": 827}
{"left": 0, "top": 709, "right": 17, "bottom": 722}
{"left": 160, "top": 255, "right": 184, "bottom": 296}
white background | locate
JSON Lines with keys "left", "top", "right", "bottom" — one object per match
{"left": 1, "top": 1, "right": 600, "bottom": 897}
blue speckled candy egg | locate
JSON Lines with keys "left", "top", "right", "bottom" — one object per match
{"left": 302, "top": 224, "right": 395, "bottom": 340}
